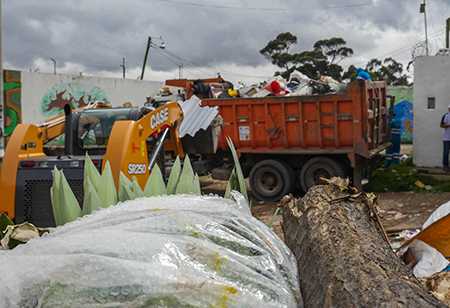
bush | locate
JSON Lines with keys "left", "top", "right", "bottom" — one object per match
{"left": 363, "top": 157, "right": 449, "bottom": 192}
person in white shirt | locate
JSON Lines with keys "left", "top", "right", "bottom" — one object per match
{"left": 440, "top": 104, "right": 450, "bottom": 171}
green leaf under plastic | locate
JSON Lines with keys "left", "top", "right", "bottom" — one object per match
{"left": 224, "top": 168, "right": 238, "bottom": 201}
{"left": 176, "top": 155, "right": 196, "bottom": 194}
{"left": 0, "top": 212, "right": 14, "bottom": 239}
{"left": 226, "top": 136, "right": 249, "bottom": 205}
{"left": 84, "top": 152, "right": 101, "bottom": 191}
{"left": 57, "top": 170, "right": 82, "bottom": 225}
{"left": 82, "top": 177, "right": 103, "bottom": 216}
{"left": 166, "top": 156, "right": 181, "bottom": 195}
{"left": 132, "top": 180, "right": 145, "bottom": 198}
{"left": 191, "top": 174, "right": 201, "bottom": 196}
{"left": 51, "top": 166, "right": 61, "bottom": 226}
{"left": 144, "top": 164, "right": 167, "bottom": 197}
{"left": 118, "top": 171, "right": 133, "bottom": 202}
{"left": 97, "top": 161, "right": 118, "bottom": 208}
{"left": 123, "top": 183, "right": 138, "bottom": 201}
{"left": 269, "top": 207, "right": 281, "bottom": 228}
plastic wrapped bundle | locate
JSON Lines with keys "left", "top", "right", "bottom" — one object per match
{"left": 0, "top": 192, "right": 302, "bottom": 307}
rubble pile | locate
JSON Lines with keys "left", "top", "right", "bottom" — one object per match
{"left": 191, "top": 70, "right": 348, "bottom": 100}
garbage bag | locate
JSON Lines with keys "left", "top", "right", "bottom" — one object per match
{"left": 0, "top": 193, "right": 302, "bottom": 307}
{"left": 400, "top": 240, "right": 449, "bottom": 277}
{"left": 319, "top": 76, "right": 347, "bottom": 93}
{"left": 288, "top": 70, "right": 310, "bottom": 84}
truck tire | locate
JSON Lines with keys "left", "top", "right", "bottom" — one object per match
{"left": 300, "top": 157, "right": 346, "bottom": 192}
{"left": 277, "top": 159, "right": 295, "bottom": 193}
{"left": 249, "top": 159, "right": 292, "bottom": 202}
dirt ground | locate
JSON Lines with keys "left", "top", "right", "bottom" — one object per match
{"left": 199, "top": 177, "right": 450, "bottom": 244}
{"left": 201, "top": 144, "right": 450, "bottom": 246}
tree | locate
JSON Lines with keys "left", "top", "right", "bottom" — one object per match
{"left": 364, "top": 58, "right": 409, "bottom": 85}
{"left": 292, "top": 50, "right": 328, "bottom": 79}
{"left": 342, "top": 65, "right": 357, "bottom": 82}
{"left": 260, "top": 33, "right": 353, "bottom": 80}
{"left": 259, "top": 32, "right": 298, "bottom": 71}
{"left": 313, "top": 37, "right": 354, "bottom": 65}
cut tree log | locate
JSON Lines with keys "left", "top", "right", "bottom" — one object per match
{"left": 282, "top": 178, "right": 447, "bottom": 308}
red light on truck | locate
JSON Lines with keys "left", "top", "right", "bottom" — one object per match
{"left": 21, "top": 161, "right": 36, "bottom": 168}
{"left": 92, "top": 160, "right": 99, "bottom": 166}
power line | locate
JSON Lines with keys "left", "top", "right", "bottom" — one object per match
{"left": 152, "top": 0, "right": 399, "bottom": 11}
{"left": 343, "top": 27, "right": 445, "bottom": 69}
{"left": 426, "top": 0, "right": 444, "bottom": 46}
{"left": 158, "top": 47, "right": 270, "bottom": 79}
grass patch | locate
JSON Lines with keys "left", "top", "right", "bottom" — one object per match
{"left": 363, "top": 157, "right": 450, "bottom": 192}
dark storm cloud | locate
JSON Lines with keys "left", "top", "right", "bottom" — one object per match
{"left": 3, "top": 0, "right": 450, "bottom": 81}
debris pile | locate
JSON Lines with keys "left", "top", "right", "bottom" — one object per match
{"left": 188, "top": 70, "right": 348, "bottom": 100}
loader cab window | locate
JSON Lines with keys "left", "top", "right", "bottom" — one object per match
{"left": 77, "top": 108, "right": 133, "bottom": 149}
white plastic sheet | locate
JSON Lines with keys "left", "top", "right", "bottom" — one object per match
{"left": 0, "top": 193, "right": 302, "bottom": 307}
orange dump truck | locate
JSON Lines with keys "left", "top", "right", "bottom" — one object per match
{"left": 168, "top": 78, "right": 394, "bottom": 201}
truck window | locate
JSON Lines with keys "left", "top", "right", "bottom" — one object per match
{"left": 77, "top": 108, "right": 133, "bottom": 149}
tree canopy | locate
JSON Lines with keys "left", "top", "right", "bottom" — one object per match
{"left": 260, "top": 32, "right": 410, "bottom": 85}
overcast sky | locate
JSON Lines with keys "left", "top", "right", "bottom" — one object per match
{"left": 3, "top": 0, "right": 450, "bottom": 85}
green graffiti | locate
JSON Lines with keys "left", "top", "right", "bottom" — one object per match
{"left": 41, "top": 83, "right": 111, "bottom": 117}
{"left": 402, "top": 130, "right": 413, "bottom": 142}
{"left": 387, "top": 87, "right": 413, "bottom": 105}
{"left": 4, "top": 108, "right": 18, "bottom": 136}
{"left": 4, "top": 81, "right": 21, "bottom": 91}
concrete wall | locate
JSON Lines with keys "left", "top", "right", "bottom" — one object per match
{"left": 3, "top": 70, "right": 165, "bottom": 140}
{"left": 413, "top": 56, "right": 450, "bottom": 167}
{"left": 20, "top": 71, "right": 164, "bottom": 124}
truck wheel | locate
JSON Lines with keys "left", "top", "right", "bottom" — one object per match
{"left": 300, "top": 157, "right": 346, "bottom": 192}
{"left": 249, "top": 159, "right": 292, "bottom": 201}
{"left": 277, "top": 159, "right": 295, "bottom": 193}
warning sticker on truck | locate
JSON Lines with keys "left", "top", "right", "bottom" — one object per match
{"left": 239, "top": 126, "right": 250, "bottom": 141}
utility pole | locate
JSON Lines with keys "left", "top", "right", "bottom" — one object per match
{"left": 0, "top": 0, "right": 4, "bottom": 157}
{"left": 50, "top": 58, "right": 56, "bottom": 74}
{"left": 120, "top": 58, "right": 125, "bottom": 78}
{"left": 446, "top": 18, "right": 450, "bottom": 48}
{"left": 140, "top": 36, "right": 165, "bottom": 80}
{"left": 420, "top": 0, "right": 428, "bottom": 55}
{"left": 140, "top": 37, "right": 152, "bottom": 80}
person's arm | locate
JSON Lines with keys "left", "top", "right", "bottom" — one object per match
{"left": 441, "top": 114, "right": 450, "bottom": 128}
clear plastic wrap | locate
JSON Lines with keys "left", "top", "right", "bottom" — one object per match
{"left": 0, "top": 192, "right": 302, "bottom": 307}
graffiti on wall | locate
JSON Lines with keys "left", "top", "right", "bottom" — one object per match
{"left": 387, "top": 87, "right": 413, "bottom": 142}
{"left": 41, "top": 83, "right": 110, "bottom": 117}
{"left": 3, "top": 70, "right": 22, "bottom": 137}
{"left": 393, "top": 101, "right": 413, "bottom": 141}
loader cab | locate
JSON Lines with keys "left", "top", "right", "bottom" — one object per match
{"left": 70, "top": 106, "right": 153, "bottom": 155}
{"left": 12, "top": 105, "right": 154, "bottom": 227}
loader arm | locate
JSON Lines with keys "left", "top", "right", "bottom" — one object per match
{"left": 102, "top": 101, "right": 184, "bottom": 189}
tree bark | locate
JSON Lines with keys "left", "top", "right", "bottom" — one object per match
{"left": 282, "top": 178, "right": 447, "bottom": 308}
